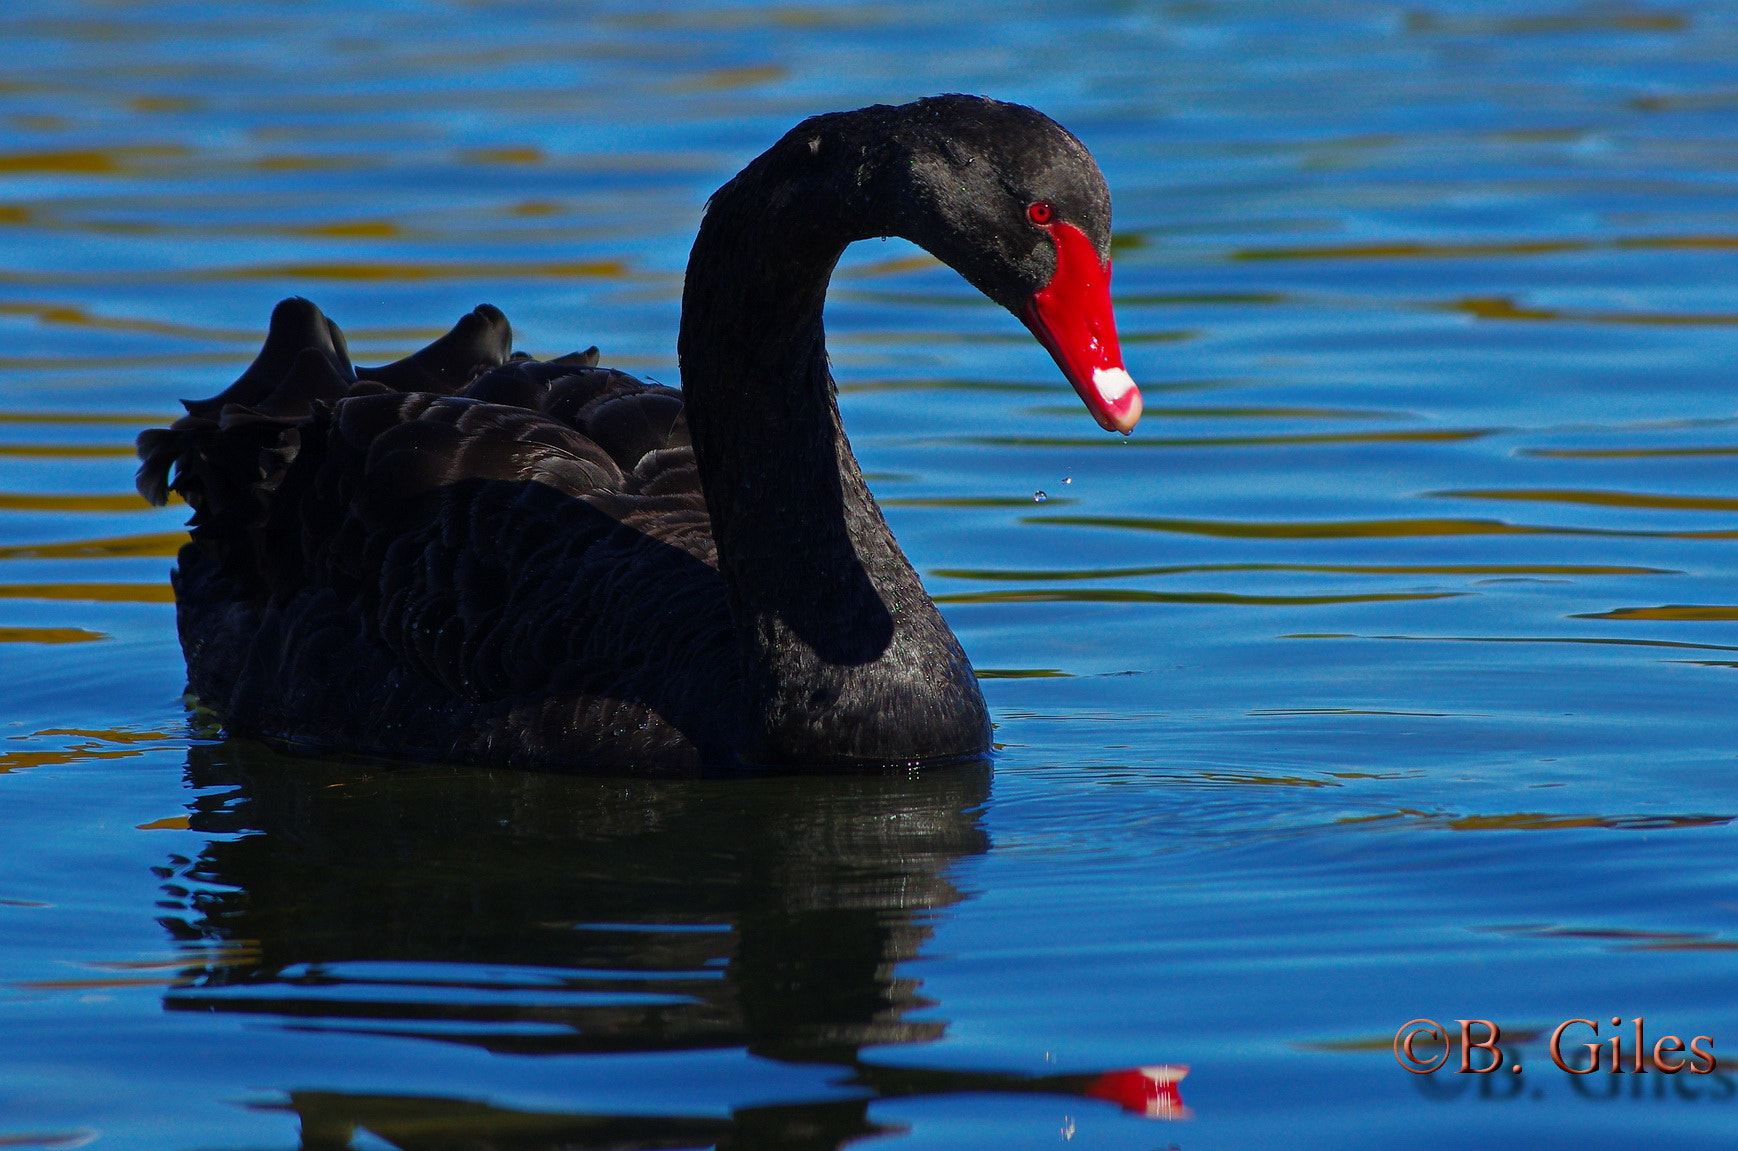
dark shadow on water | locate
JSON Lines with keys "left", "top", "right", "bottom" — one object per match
{"left": 261, "top": 1090, "right": 848, "bottom": 1151}
{"left": 154, "top": 743, "right": 1174, "bottom": 1148}
{"left": 163, "top": 740, "right": 989, "bottom": 1063}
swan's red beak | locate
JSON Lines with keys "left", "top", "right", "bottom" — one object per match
{"left": 1021, "top": 221, "right": 1142, "bottom": 435}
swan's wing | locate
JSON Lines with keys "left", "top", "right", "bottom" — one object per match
{"left": 137, "top": 299, "right": 737, "bottom": 764}
{"left": 277, "top": 388, "right": 724, "bottom": 696}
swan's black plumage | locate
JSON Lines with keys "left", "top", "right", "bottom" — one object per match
{"left": 137, "top": 95, "right": 1120, "bottom": 770}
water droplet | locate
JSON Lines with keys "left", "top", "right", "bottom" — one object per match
{"left": 1033, "top": 490, "right": 1048, "bottom": 503}
{"left": 1062, "top": 476, "right": 1072, "bottom": 485}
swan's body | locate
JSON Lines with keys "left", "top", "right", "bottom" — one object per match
{"left": 138, "top": 96, "right": 1139, "bottom": 770}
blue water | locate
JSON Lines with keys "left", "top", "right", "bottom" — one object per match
{"left": 4, "top": 2, "right": 1738, "bottom": 1147}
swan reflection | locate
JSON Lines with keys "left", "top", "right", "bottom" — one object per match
{"left": 159, "top": 741, "right": 984, "bottom": 1052}
{"left": 155, "top": 744, "right": 1180, "bottom": 1147}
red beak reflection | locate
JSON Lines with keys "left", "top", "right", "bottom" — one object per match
{"left": 1021, "top": 220, "right": 1142, "bottom": 435}
{"left": 1084, "top": 1064, "right": 1192, "bottom": 1120}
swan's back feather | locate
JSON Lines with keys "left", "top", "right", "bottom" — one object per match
{"left": 140, "top": 300, "right": 740, "bottom": 769}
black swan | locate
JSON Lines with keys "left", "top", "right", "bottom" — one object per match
{"left": 136, "top": 95, "right": 1141, "bottom": 770}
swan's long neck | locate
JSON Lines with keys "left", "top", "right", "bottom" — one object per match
{"left": 678, "top": 133, "right": 990, "bottom": 766}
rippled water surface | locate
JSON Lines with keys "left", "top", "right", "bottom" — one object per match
{"left": 5, "top": 2, "right": 1738, "bottom": 1147}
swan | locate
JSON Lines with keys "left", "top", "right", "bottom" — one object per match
{"left": 136, "top": 95, "right": 1140, "bottom": 770}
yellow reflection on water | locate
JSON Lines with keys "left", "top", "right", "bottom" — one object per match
{"left": 1033, "top": 513, "right": 1738, "bottom": 539}
{"left": 0, "top": 745, "right": 136, "bottom": 773}
{"left": 1236, "top": 233, "right": 1738, "bottom": 262}
{"left": 0, "top": 145, "right": 191, "bottom": 174}
{"left": 1444, "top": 813, "right": 1726, "bottom": 831}
{"left": 87, "top": 943, "right": 262, "bottom": 972}
{"left": 668, "top": 64, "right": 786, "bottom": 92}
{"left": 1194, "top": 770, "right": 1338, "bottom": 788}
{"left": 933, "top": 588, "right": 1463, "bottom": 606}
{"left": 0, "top": 300, "right": 262, "bottom": 342}
{"left": 0, "top": 492, "right": 166, "bottom": 512}
{"left": 12, "top": 975, "right": 179, "bottom": 990}
{"left": 0, "top": 442, "right": 144, "bottom": 458}
{"left": 456, "top": 146, "right": 544, "bottom": 165}
{"left": 0, "top": 302, "right": 451, "bottom": 346}
{"left": 200, "top": 258, "right": 628, "bottom": 282}
{"left": 1449, "top": 296, "right": 1738, "bottom": 326}
{"left": 34, "top": 728, "right": 180, "bottom": 744}
{"left": 1524, "top": 446, "right": 1738, "bottom": 458}
{"left": 883, "top": 496, "right": 1078, "bottom": 509}
{"left": 1438, "top": 488, "right": 1738, "bottom": 512}
{"left": 1249, "top": 708, "right": 1450, "bottom": 717}
{"left": 934, "top": 562, "right": 1674, "bottom": 580}
{"left": 0, "top": 627, "right": 106, "bottom": 644}
{"left": 0, "top": 410, "right": 167, "bottom": 425}
{"left": 0, "top": 727, "right": 182, "bottom": 773}
{"left": 0, "top": 354, "right": 244, "bottom": 374}
{"left": 1335, "top": 810, "right": 1725, "bottom": 833}
{"left": 508, "top": 199, "right": 564, "bottom": 217}
{"left": 1576, "top": 605, "right": 1738, "bottom": 621}
{"left": 0, "top": 532, "right": 185, "bottom": 560}
{"left": 128, "top": 96, "right": 201, "bottom": 114}
{"left": 1236, "top": 239, "right": 1588, "bottom": 261}
{"left": 834, "top": 253, "right": 945, "bottom": 278}
{"left": 1033, "top": 514, "right": 1532, "bottom": 538}
{"left": 1283, "top": 633, "right": 1738, "bottom": 653}
{"left": 0, "top": 583, "right": 173, "bottom": 603}
{"left": 283, "top": 220, "right": 403, "bottom": 239}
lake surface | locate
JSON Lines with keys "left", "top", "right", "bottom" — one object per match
{"left": 3, "top": 1, "right": 1738, "bottom": 1147}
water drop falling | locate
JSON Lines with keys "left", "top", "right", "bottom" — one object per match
{"left": 1033, "top": 490, "right": 1048, "bottom": 503}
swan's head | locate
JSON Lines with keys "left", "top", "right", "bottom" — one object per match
{"left": 883, "top": 95, "right": 1142, "bottom": 435}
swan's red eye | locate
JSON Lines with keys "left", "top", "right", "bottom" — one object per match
{"left": 1027, "top": 201, "right": 1054, "bottom": 226}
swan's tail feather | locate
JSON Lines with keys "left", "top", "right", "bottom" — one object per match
{"left": 180, "top": 297, "right": 354, "bottom": 420}
{"left": 136, "top": 341, "right": 349, "bottom": 508}
{"left": 136, "top": 300, "right": 365, "bottom": 597}
{"left": 134, "top": 425, "right": 182, "bottom": 507}
{"left": 356, "top": 303, "right": 513, "bottom": 394}
{"left": 552, "top": 346, "right": 601, "bottom": 368}
{"left": 251, "top": 346, "right": 352, "bottom": 418}
{"left": 137, "top": 299, "right": 509, "bottom": 511}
